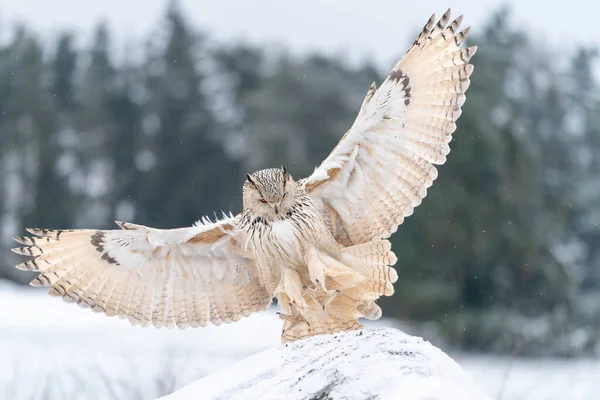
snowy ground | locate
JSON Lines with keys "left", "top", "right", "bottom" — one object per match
{"left": 0, "top": 281, "right": 598, "bottom": 400}
{"left": 164, "top": 328, "right": 492, "bottom": 400}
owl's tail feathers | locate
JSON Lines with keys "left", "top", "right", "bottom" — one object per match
{"left": 340, "top": 239, "right": 398, "bottom": 288}
{"left": 278, "top": 293, "right": 363, "bottom": 343}
{"left": 279, "top": 294, "right": 380, "bottom": 343}
{"left": 281, "top": 317, "right": 363, "bottom": 343}
{"left": 280, "top": 293, "right": 381, "bottom": 343}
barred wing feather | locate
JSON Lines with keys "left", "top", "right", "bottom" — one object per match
{"left": 303, "top": 9, "right": 476, "bottom": 245}
{"left": 11, "top": 217, "right": 271, "bottom": 328}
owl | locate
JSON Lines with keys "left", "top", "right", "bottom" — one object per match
{"left": 11, "top": 9, "right": 475, "bottom": 343}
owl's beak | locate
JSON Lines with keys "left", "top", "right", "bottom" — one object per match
{"left": 274, "top": 205, "right": 279, "bottom": 214}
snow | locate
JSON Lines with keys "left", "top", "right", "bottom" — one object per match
{"left": 0, "top": 281, "right": 281, "bottom": 400}
{"left": 1, "top": 280, "right": 599, "bottom": 400}
{"left": 160, "top": 328, "right": 492, "bottom": 400}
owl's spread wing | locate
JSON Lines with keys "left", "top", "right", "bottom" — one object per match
{"left": 302, "top": 9, "right": 475, "bottom": 245}
{"left": 11, "top": 216, "right": 271, "bottom": 328}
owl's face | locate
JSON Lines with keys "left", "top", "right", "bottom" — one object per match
{"left": 243, "top": 167, "right": 296, "bottom": 219}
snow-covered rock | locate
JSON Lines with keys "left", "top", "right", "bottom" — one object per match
{"left": 160, "top": 328, "right": 491, "bottom": 400}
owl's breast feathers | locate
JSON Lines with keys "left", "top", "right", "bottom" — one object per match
{"left": 241, "top": 191, "right": 331, "bottom": 267}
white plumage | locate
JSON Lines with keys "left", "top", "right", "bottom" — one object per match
{"left": 12, "top": 9, "right": 476, "bottom": 343}
{"left": 304, "top": 10, "right": 475, "bottom": 245}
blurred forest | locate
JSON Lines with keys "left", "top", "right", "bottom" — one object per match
{"left": 1, "top": 4, "right": 599, "bottom": 357}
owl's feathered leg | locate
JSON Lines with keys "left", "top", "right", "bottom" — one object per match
{"left": 279, "top": 240, "right": 397, "bottom": 343}
{"left": 279, "top": 266, "right": 310, "bottom": 311}
{"left": 277, "top": 291, "right": 314, "bottom": 340}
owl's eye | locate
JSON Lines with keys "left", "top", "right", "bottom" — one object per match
{"left": 259, "top": 199, "right": 268, "bottom": 204}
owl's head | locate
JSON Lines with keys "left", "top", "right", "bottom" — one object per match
{"left": 243, "top": 167, "right": 296, "bottom": 218}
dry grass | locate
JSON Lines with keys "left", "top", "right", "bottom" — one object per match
{"left": 3, "top": 350, "right": 196, "bottom": 400}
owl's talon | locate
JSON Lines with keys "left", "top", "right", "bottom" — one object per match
{"left": 302, "top": 281, "right": 340, "bottom": 311}
{"left": 277, "top": 311, "right": 295, "bottom": 323}
{"left": 322, "top": 288, "right": 339, "bottom": 305}
{"left": 314, "top": 278, "right": 328, "bottom": 292}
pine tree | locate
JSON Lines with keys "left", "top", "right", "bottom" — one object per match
{"left": 0, "top": 29, "right": 68, "bottom": 282}
{"left": 71, "top": 23, "right": 119, "bottom": 228}
{"left": 137, "top": 4, "right": 240, "bottom": 227}
{"left": 52, "top": 33, "right": 77, "bottom": 109}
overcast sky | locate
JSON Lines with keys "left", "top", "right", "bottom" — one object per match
{"left": 0, "top": 1, "right": 594, "bottom": 67}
